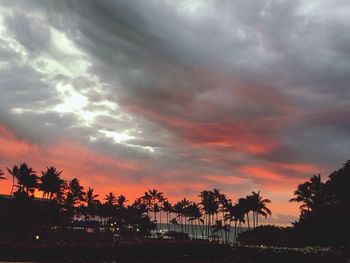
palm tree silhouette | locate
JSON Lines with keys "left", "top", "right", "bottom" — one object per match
{"left": 7, "top": 163, "right": 38, "bottom": 196}
{"left": 290, "top": 174, "right": 324, "bottom": 213}
{"left": 241, "top": 196, "right": 254, "bottom": 230}
{"left": 117, "top": 194, "right": 127, "bottom": 208}
{"left": 83, "top": 187, "right": 99, "bottom": 220}
{"left": 219, "top": 195, "right": 231, "bottom": 242}
{"left": 162, "top": 200, "right": 173, "bottom": 231}
{"left": 174, "top": 201, "right": 185, "bottom": 232}
{"left": 7, "top": 165, "right": 19, "bottom": 197}
{"left": 199, "top": 190, "right": 218, "bottom": 239}
{"left": 179, "top": 198, "right": 191, "bottom": 234}
{"left": 103, "top": 192, "right": 117, "bottom": 223}
{"left": 225, "top": 202, "right": 245, "bottom": 241}
{"left": 67, "top": 178, "right": 86, "bottom": 205}
{"left": 146, "top": 189, "right": 164, "bottom": 228}
{"left": 105, "top": 192, "right": 117, "bottom": 206}
{"left": 249, "top": 191, "right": 271, "bottom": 228}
{"left": 290, "top": 181, "right": 312, "bottom": 211}
{"left": 85, "top": 187, "right": 99, "bottom": 206}
{"left": 39, "top": 166, "right": 66, "bottom": 201}
{"left": 187, "top": 202, "right": 202, "bottom": 238}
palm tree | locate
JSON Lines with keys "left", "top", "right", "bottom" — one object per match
{"left": 213, "top": 188, "right": 222, "bottom": 221}
{"left": 84, "top": 187, "right": 99, "bottom": 220}
{"left": 7, "top": 163, "right": 38, "bottom": 196}
{"left": 225, "top": 202, "right": 245, "bottom": 242}
{"left": 179, "top": 198, "right": 191, "bottom": 234}
{"left": 117, "top": 194, "right": 127, "bottom": 209}
{"left": 103, "top": 192, "right": 117, "bottom": 224}
{"left": 85, "top": 187, "right": 99, "bottom": 206}
{"left": 187, "top": 202, "right": 202, "bottom": 238}
{"left": 7, "top": 165, "right": 19, "bottom": 196}
{"left": 308, "top": 174, "right": 324, "bottom": 211}
{"left": 199, "top": 190, "right": 218, "bottom": 239}
{"left": 162, "top": 200, "right": 173, "bottom": 231}
{"left": 219, "top": 195, "right": 232, "bottom": 242}
{"left": 105, "top": 192, "right": 117, "bottom": 206}
{"left": 290, "top": 181, "right": 312, "bottom": 211}
{"left": 290, "top": 174, "right": 324, "bottom": 212}
{"left": 174, "top": 201, "right": 185, "bottom": 232}
{"left": 39, "top": 166, "right": 66, "bottom": 201}
{"left": 249, "top": 191, "right": 271, "bottom": 228}
{"left": 240, "top": 196, "right": 253, "bottom": 230}
{"left": 146, "top": 189, "right": 164, "bottom": 227}
{"left": 67, "top": 178, "right": 85, "bottom": 205}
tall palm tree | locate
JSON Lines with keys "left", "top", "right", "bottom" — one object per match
{"left": 199, "top": 190, "right": 218, "bottom": 239}
{"left": 290, "top": 174, "right": 324, "bottom": 213}
{"left": 219, "top": 195, "right": 231, "bottom": 242}
{"left": 308, "top": 174, "right": 324, "bottom": 211}
{"left": 162, "top": 200, "right": 173, "bottom": 231}
{"left": 173, "top": 201, "right": 185, "bottom": 232}
{"left": 179, "top": 198, "right": 191, "bottom": 234}
{"left": 249, "top": 191, "right": 271, "bottom": 228}
{"left": 105, "top": 192, "right": 117, "bottom": 206}
{"left": 146, "top": 189, "right": 164, "bottom": 225}
{"left": 187, "top": 202, "right": 202, "bottom": 238}
{"left": 103, "top": 192, "right": 117, "bottom": 223}
{"left": 67, "top": 178, "right": 85, "bottom": 205}
{"left": 39, "top": 166, "right": 66, "bottom": 201}
{"left": 117, "top": 194, "right": 127, "bottom": 209}
{"left": 7, "top": 163, "right": 38, "bottom": 196}
{"left": 141, "top": 192, "right": 152, "bottom": 217}
{"left": 84, "top": 187, "right": 99, "bottom": 220}
{"left": 213, "top": 188, "right": 222, "bottom": 221}
{"left": 225, "top": 202, "right": 245, "bottom": 242}
{"left": 290, "top": 181, "right": 312, "bottom": 211}
{"left": 85, "top": 187, "right": 99, "bottom": 206}
{"left": 241, "top": 196, "right": 254, "bottom": 230}
{"left": 7, "top": 165, "right": 19, "bottom": 196}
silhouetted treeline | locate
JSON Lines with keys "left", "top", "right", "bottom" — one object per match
{"left": 237, "top": 160, "right": 350, "bottom": 247}
{"left": 0, "top": 163, "right": 271, "bottom": 243}
{"left": 289, "top": 160, "right": 350, "bottom": 245}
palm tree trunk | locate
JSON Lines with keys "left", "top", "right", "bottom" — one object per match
{"left": 252, "top": 211, "right": 256, "bottom": 229}
{"left": 191, "top": 220, "right": 194, "bottom": 239}
{"left": 195, "top": 220, "right": 198, "bottom": 238}
{"left": 167, "top": 213, "right": 169, "bottom": 231}
{"left": 234, "top": 221, "right": 238, "bottom": 242}
{"left": 154, "top": 211, "right": 157, "bottom": 231}
{"left": 10, "top": 175, "right": 15, "bottom": 198}
{"left": 246, "top": 212, "right": 250, "bottom": 230}
{"left": 159, "top": 211, "right": 162, "bottom": 231}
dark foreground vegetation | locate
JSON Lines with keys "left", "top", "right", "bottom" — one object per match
{"left": 238, "top": 160, "right": 350, "bottom": 248}
{"left": 0, "top": 160, "right": 350, "bottom": 262}
{"left": 0, "top": 241, "right": 346, "bottom": 263}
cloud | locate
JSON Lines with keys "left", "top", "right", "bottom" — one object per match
{"left": 0, "top": 0, "right": 349, "bottom": 224}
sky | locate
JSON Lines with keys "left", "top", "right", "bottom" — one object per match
{"left": 0, "top": 0, "right": 349, "bottom": 225}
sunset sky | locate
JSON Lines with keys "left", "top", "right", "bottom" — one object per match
{"left": 0, "top": 0, "right": 349, "bottom": 225}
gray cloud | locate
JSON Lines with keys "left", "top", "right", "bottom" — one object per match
{"left": 0, "top": 0, "right": 349, "bottom": 224}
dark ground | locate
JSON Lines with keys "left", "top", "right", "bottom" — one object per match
{"left": 0, "top": 240, "right": 348, "bottom": 263}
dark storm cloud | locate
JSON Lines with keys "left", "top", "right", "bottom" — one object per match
{"left": 1, "top": 0, "right": 350, "bottom": 222}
